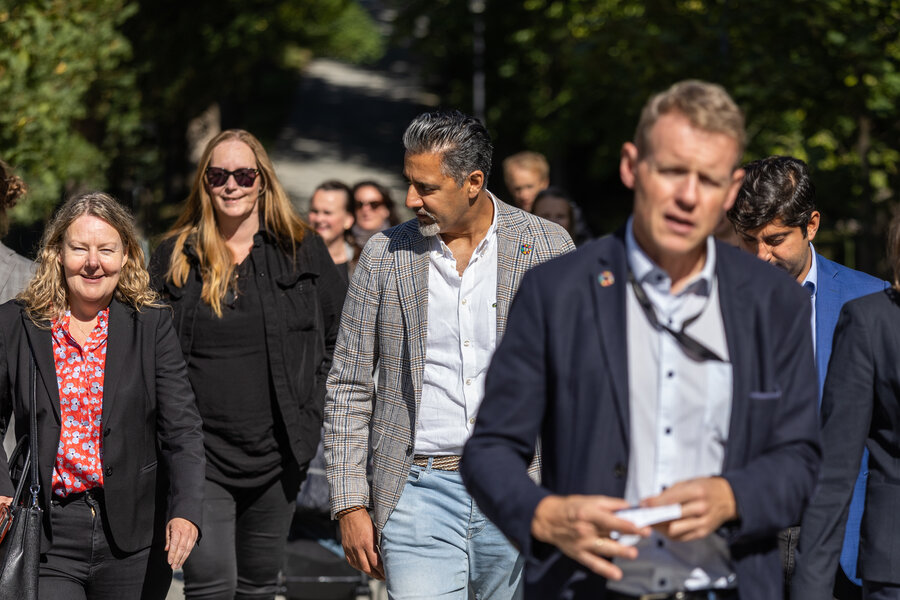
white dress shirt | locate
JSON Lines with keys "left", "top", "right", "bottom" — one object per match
{"left": 802, "top": 243, "right": 818, "bottom": 350}
{"left": 415, "top": 194, "right": 499, "bottom": 455}
{"left": 610, "top": 219, "right": 736, "bottom": 595}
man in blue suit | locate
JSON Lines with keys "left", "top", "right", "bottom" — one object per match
{"left": 461, "top": 81, "right": 821, "bottom": 600}
{"left": 728, "top": 156, "right": 889, "bottom": 600}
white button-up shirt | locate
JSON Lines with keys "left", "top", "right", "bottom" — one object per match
{"left": 610, "top": 219, "right": 736, "bottom": 595}
{"left": 415, "top": 194, "right": 499, "bottom": 455}
{"left": 801, "top": 243, "right": 818, "bottom": 350}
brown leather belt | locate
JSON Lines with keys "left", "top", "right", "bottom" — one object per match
{"left": 412, "top": 455, "right": 461, "bottom": 471}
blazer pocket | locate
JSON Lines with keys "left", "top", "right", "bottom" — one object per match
{"left": 139, "top": 460, "right": 158, "bottom": 474}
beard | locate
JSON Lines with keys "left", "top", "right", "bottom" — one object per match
{"left": 417, "top": 210, "right": 440, "bottom": 237}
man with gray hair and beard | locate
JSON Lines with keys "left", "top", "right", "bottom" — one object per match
{"left": 324, "top": 109, "right": 574, "bottom": 597}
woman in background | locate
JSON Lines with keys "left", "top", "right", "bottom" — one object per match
{"left": 308, "top": 180, "right": 356, "bottom": 282}
{"left": 150, "top": 129, "right": 346, "bottom": 599}
{"left": 351, "top": 180, "right": 399, "bottom": 249}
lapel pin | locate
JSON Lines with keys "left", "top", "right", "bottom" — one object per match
{"left": 519, "top": 243, "right": 533, "bottom": 255}
{"left": 598, "top": 270, "right": 615, "bottom": 287}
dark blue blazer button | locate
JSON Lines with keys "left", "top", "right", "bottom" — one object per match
{"left": 614, "top": 463, "right": 626, "bottom": 478}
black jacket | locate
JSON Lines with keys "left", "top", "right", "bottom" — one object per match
{"left": 0, "top": 300, "right": 206, "bottom": 552}
{"left": 148, "top": 228, "right": 346, "bottom": 472}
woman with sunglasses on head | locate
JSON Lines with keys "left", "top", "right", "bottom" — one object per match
{"left": 0, "top": 192, "right": 205, "bottom": 599}
{"left": 149, "top": 129, "right": 346, "bottom": 599}
{"left": 350, "top": 180, "right": 400, "bottom": 250}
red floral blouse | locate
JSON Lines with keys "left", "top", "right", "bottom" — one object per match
{"left": 50, "top": 308, "right": 108, "bottom": 498}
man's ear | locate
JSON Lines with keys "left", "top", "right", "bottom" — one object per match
{"left": 620, "top": 142, "right": 639, "bottom": 190}
{"left": 721, "top": 167, "right": 745, "bottom": 213}
{"left": 467, "top": 170, "right": 485, "bottom": 198}
{"left": 806, "top": 211, "right": 821, "bottom": 242}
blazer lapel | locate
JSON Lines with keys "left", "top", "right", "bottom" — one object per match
{"left": 716, "top": 244, "right": 753, "bottom": 471}
{"left": 495, "top": 203, "right": 530, "bottom": 340}
{"left": 101, "top": 300, "right": 129, "bottom": 428}
{"left": 813, "top": 253, "right": 840, "bottom": 389}
{"left": 22, "top": 315, "right": 61, "bottom": 422}
{"left": 394, "top": 225, "right": 430, "bottom": 405}
{"left": 590, "top": 234, "right": 630, "bottom": 448}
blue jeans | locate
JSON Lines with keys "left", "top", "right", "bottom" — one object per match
{"left": 380, "top": 461, "right": 523, "bottom": 599}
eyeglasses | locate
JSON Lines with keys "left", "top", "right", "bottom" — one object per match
{"left": 355, "top": 200, "right": 384, "bottom": 211}
{"left": 205, "top": 167, "right": 259, "bottom": 188}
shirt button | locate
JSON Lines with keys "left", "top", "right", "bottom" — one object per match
{"left": 463, "top": 340, "right": 470, "bottom": 347}
{"left": 666, "top": 371, "right": 674, "bottom": 378}
{"left": 461, "top": 298, "right": 468, "bottom": 305}
{"left": 465, "top": 379, "right": 472, "bottom": 386}
{"left": 665, "top": 427, "right": 672, "bottom": 435}
{"left": 105, "top": 466, "right": 113, "bottom": 477}
{"left": 469, "top": 417, "right": 475, "bottom": 425}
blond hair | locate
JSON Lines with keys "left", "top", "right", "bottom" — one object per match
{"left": 20, "top": 192, "right": 160, "bottom": 326}
{"left": 163, "top": 129, "right": 310, "bottom": 317}
{"left": 503, "top": 151, "right": 549, "bottom": 182}
{"left": 634, "top": 80, "right": 746, "bottom": 166}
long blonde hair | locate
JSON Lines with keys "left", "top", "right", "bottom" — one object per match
{"left": 20, "top": 192, "right": 160, "bottom": 326}
{"left": 163, "top": 129, "right": 310, "bottom": 317}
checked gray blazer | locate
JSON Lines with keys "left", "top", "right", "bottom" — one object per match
{"left": 324, "top": 198, "right": 575, "bottom": 532}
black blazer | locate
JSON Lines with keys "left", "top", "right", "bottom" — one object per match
{"left": 0, "top": 299, "right": 205, "bottom": 552}
{"left": 461, "top": 231, "right": 822, "bottom": 600}
{"left": 794, "top": 288, "right": 900, "bottom": 596}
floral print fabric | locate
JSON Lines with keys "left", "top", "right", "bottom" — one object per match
{"left": 50, "top": 308, "right": 108, "bottom": 497}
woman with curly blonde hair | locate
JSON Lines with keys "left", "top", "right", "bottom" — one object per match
{"left": 0, "top": 191, "right": 206, "bottom": 599}
{"left": 149, "top": 129, "right": 346, "bottom": 599}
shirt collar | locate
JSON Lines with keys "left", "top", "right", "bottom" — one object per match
{"left": 625, "top": 216, "right": 716, "bottom": 297}
{"left": 801, "top": 242, "right": 817, "bottom": 297}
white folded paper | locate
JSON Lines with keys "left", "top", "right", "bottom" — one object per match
{"left": 611, "top": 504, "right": 682, "bottom": 546}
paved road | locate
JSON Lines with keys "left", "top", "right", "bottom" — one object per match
{"left": 272, "top": 58, "right": 436, "bottom": 218}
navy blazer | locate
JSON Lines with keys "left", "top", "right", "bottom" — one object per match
{"left": 461, "top": 231, "right": 821, "bottom": 600}
{"left": 794, "top": 289, "right": 900, "bottom": 596}
{"left": 813, "top": 252, "right": 889, "bottom": 585}
{"left": 0, "top": 299, "right": 205, "bottom": 553}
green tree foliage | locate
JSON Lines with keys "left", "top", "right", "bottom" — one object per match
{"left": 1, "top": 0, "right": 384, "bottom": 226}
{"left": 395, "top": 0, "right": 900, "bottom": 270}
{"left": 0, "top": 0, "right": 140, "bottom": 221}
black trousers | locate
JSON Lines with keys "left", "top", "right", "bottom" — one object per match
{"left": 39, "top": 489, "right": 151, "bottom": 600}
{"left": 182, "top": 474, "right": 298, "bottom": 600}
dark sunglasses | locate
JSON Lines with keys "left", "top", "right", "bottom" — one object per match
{"left": 205, "top": 166, "right": 259, "bottom": 188}
{"left": 355, "top": 200, "right": 384, "bottom": 211}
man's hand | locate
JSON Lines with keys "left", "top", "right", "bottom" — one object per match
{"left": 165, "top": 517, "right": 199, "bottom": 570}
{"left": 0, "top": 496, "right": 11, "bottom": 509}
{"left": 339, "top": 508, "right": 385, "bottom": 581}
{"left": 531, "top": 495, "right": 650, "bottom": 580}
{"left": 641, "top": 476, "right": 737, "bottom": 542}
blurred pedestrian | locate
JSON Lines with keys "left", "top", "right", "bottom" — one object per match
{"left": 0, "top": 191, "right": 205, "bottom": 599}
{"left": 351, "top": 180, "right": 399, "bottom": 249}
{"left": 0, "top": 159, "right": 37, "bottom": 459}
{"left": 532, "top": 186, "right": 576, "bottom": 241}
{"left": 502, "top": 151, "right": 549, "bottom": 212}
{"left": 793, "top": 212, "right": 900, "bottom": 600}
{"left": 149, "top": 129, "right": 346, "bottom": 599}
{"left": 309, "top": 180, "right": 357, "bottom": 282}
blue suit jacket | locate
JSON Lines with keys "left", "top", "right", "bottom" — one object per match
{"left": 813, "top": 252, "right": 889, "bottom": 584}
{"left": 461, "top": 232, "right": 822, "bottom": 600}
